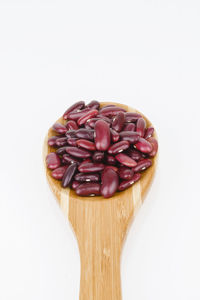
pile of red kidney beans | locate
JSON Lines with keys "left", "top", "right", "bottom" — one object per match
{"left": 46, "top": 100, "right": 158, "bottom": 198}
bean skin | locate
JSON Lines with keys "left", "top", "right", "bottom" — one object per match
{"left": 51, "top": 166, "right": 68, "bottom": 180}
{"left": 144, "top": 127, "right": 154, "bottom": 139}
{"left": 75, "top": 183, "right": 101, "bottom": 196}
{"left": 63, "top": 101, "right": 85, "bottom": 119}
{"left": 134, "top": 138, "right": 153, "bottom": 153}
{"left": 95, "top": 120, "right": 111, "bottom": 151}
{"left": 101, "top": 168, "right": 119, "bottom": 198}
{"left": 55, "top": 137, "right": 68, "bottom": 147}
{"left": 65, "top": 130, "right": 77, "bottom": 139}
{"left": 108, "top": 141, "right": 130, "bottom": 155}
{"left": 123, "top": 123, "right": 135, "bottom": 131}
{"left": 124, "top": 112, "right": 142, "bottom": 123}
{"left": 118, "top": 167, "right": 134, "bottom": 180}
{"left": 118, "top": 173, "right": 141, "bottom": 191}
{"left": 75, "top": 129, "right": 94, "bottom": 140}
{"left": 86, "top": 100, "right": 100, "bottom": 110}
{"left": 92, "top": 151, "right": 104, "bottom": 162}
{"left": 136, "top": 118, "right": 146, "bottom": 137}
{"left": 76, "top": 139, "right": 96, "bottom": 151}
{"left": 75, "top": 173, "right": 100, "bottom": 182}
{"left": 96, "top": 115, "right": 112, "bottom": 124}
{"left": 147, "top": 137, "right": 158, "bottom": 157}
{"left": 110, "top": 128, "right": 120, "bottom": 142}
{"left": 133, "top": 159, "right": 152, "bottom": 172}
{"left": 115, "top": 153, "right": 137, "bottom": 167}
{"left": 67, "top": 108, "right": 90, "bottom": 120}
{"left": 62, "top": 163, "right": 78, "bottom": 188}
{"left": 125, "top": 149, "right": 143, "bottom": 161}
{"left": 66, "top": 146, "right": 92, "bottom": 158}
{"left": 56, "top": 146, "right": 67, "bottom": 155}
{"left": 77, "top": 109, "right": 99, "bottom": 126}
{"left": 99, "top": 106, "right": 126, "bottom": 116}
{"left": 66, "top": 120, "right": 78, "bottom": 131}
{"left": 78, "top": 162, "right": 105, "bottom": 173}
{"left": 52, "top": 123, "right": 67, "bottom": 134}
{"left": 104, "top": 165, "right": 118, "bottom": 172}
{"left": 72, "top": 180, "right": 80, "bottom": 190}
{"left": 106, "top": 155, "right": 117, "bottom": 165}
{"left": 112, "top": 112, "right": 125, "bottom": 132}
{"left": 67, "top": 138, "right": 78, "bottom": 146}
{"left": 48, "top": 136, "right": 59, "bottom": 147}
{"left": 119, "top": 131, "right": 140, "bottom": 144}
{"left": 62, "top": 154, "right": 81, "bottom": 164}
{"left": 46, "top": 152, "right": 61, "bottom": 169}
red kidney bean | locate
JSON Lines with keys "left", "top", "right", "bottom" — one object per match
{"left": 104, "top": 165, "right": 118, "bottom": 172}
{"left": 115, "top": 153, "right": 137, "bottom": 167}
{"left": 99, "top": 106, "right": 126, "bottom": 117}
{"left": 100, "top": 104, "right": 116, "bottom": 109}
{"left": 67, "top": 108, "right": 90, "bottom": 120}
{"left": 56, "top": 146, "right": 67, "bottom": 155}
{"left": 126, "top": 149, "right": 143, "bottom": 161}
{"left": 48, "top": 136, "right": 59, "bottom": 147}
{"left": 92, "top": 151, "right": 104, "bottom": 162}
{"left": 95, "top": 120, "right": 111, "bottom": 151}
{"left": 101, "top": 168, "right": 119, "bottom": 198}
{"left": 76, "top": 139, "right": 96, "bottom": 151}
{"left": 75, "top": 183, "right": 101, "bottom": 196}
{"left": 86, "top": 118, "right": 99, "bottom": 128}
{"left": 133, "top": 159, "right": 152, "bottom": 172}
{"left": 147, "top": 137, "right": 158, "bottom": 157}
{"left": 119, "top": 131, "right": 140, "bottom": 144}
{"left": 75, "top": 173, "right": 100, "bottom": 182}
{"left": 78, "top": 162, "right": 105, "bottom": 173}
{"left": 66, "top": 146, "right": 92, "bottom": 158}
{"left": 144, "top": 127, "right": 154, "bottom": 139}
{"left": 118, "top": 167, "right": 134, "bottom": 180}
{"left": 62, "top": 154, "right": 81, "bottom": 164}
{"left": 51, "top": 166, "right": 68, "bottom": 180}
{"left": 77, "top": 109, "right": 99, "bottom": 126}
{"left": 67, "top": 138, "right": 78, "bottom": 146}
{"left": 112, "top": 112, "right": 125, "bottom": 132}
{"left": 108, "top": 141, "right": 129, "bottom": 155}
{"left": 46, "top": 152, "right": 61, "bottom": 169}
{"left": 118, "top": 173, "right": 141, "bottom": 191}
{"left": 123, "top": 123, "right": 135, "bottom": 131}
{"left": 65, "top": 130, "right": 77, "bottom": 139}
{"left": 52, "top": 123, "right": 67, "bottom": 134}
{"left": 63, "top": 101, "right": 85, "bottom": 119}
{"left": 80, "top": 158, "right": 92, "bottom": 164}
{"left": 110, "top": 128, "right": 120, "bottom": 142}
{"left": 124, "top": 112, "right": 141, "bottom": 123}
{"left": 136, "top": 118, "right": 146, "bottom": 137}
{"left": 134, "top": 137, "right": 153, "bottom": 153}
{"left": 55, "top": 137, "right": 68, "bottom": 147}
{"left": 96, "top": 115, "right": 112, "bottom": 124}
{"left": 75, "top": 129, "right": 94, "bottom": 140}
{"left": 106, "top": 155, "right": 117, "bottom": 165}
{"left": 62, "top": 163, "right": 78, "bottom": 188}
{"left": 86, "top": 100, "right": 100, "bottom": 110}
{"left": 71, "top": 180, "right": 80, "bottom": 190}
{"left": 66, "top": 120, "right": 78, "bottom": 131}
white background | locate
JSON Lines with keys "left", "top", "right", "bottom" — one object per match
{"left": 0, "top": 0, "right": 200, "bottom": 299}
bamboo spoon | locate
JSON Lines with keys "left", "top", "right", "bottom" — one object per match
{"left": 43, "top": 102, "right": 158, "bottom": 300}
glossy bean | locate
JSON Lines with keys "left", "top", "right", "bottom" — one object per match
{"left": 110, "top": 128, "right": 120, "bottom": 142}
{"left": 52, "top": 122, "right": 67, "bottom": 134}
{"left": 78, "top": 162, "right": 105, "bottom": 173}
{"left": 48, "top": 136, "right": 59, "bottom": 147}
{"left": 62, "top": 154, "right": 81, "bottom": 164}
{"left": 133, "top": 159, "right": 152, "bottom": 172}
{"left": 77, "top": 109, "right": 99, "bottom": 126}
{"left": 94, "top": 120, "right": 111, "bottom": 151}
{"left": 124, "top": 112, "right": 142, "bottom": 123}
{"left": 65, "top": 130, "right": 77, "bottom": 139}
{"left": 75, "top": 173, "right": 100, "bottom": 182}
{"left": 66, "top": 120, "right": 78, "bottom": 131}
{"left": 147, "top": 137, "right": 158, "bottom": 157}
{"left": 104, "top": 165, "right": 118, "bottom": 172}
{"left": 55, "top": 137, "right": 68, "bottom": 147}
{"left": 96, "top": 115, "right": 112, "bottom": 124}
{"left": 144, "top": 127, "right": 154, "bottom": 139}
{"left": 67, "top": 138, "right": 78, "bottom": 146}
{"left": 86, "top": 100, "right": 100, "bottom": 110}
{"left": 75, "top": 183, "right": 101, "bottom": 196}
{"left": 56, "top": 146, "right": 67, "bottom": 155}
{"left": 108, "top": 141, "right": 129, "bottom": 155}
{"left": 66, "top": 146, "right": 92, "bottom": 158}
{"left": 115, "top": 153, "right": 137, "bottom": 167}
{"left": 112, "top": 112, "right": 125, "bottom": 132}
{"left": 71, "top": 180, "right": 80, "bottom": 190}
{"left": 123, "top": 123, "right": 135, "bottom": 131}
{"left": 51, "top": 166, "right": 68, "bottom": 180}
{"left": 92, "top": 151, "right": 104, "bottom": 162}
{"left": 106, "top": 155, "right": 117, "bottom": 165}
{"left": 118, "top": 173, "right": 141, "bottom": 191}
{"left": 119, "top": 131, "right": 140, "bottom": 144}
{"left": 86, "top": 118, "right": 99, "bottom": 129}
{"left": 118, "top": 167, "right": 134, "bottom": 180}
{"left": 67, "top": 108, "right": 90, "bottom": 120}
{"left": 76, "top": 139, "right": 96, "bottom": 151}
{"left": 75, "top": 129, "right": 94, "bottom": 140}
{"left": 62, "top": 163, "right": 78, "bottom": 188}
{"left": 134, "top": 137, "right": 153, "bottom": 153}
{"left": 63, "top": 101, "right": 85, "bottom": 119}
{"left": 99, "top": 106, "right": 126, "bottom": 117}
{"left": 125, "top": 149, "right": 143, "bottom": 161}
{"left": 46, "top": 152, "right": 61, "bottom": 169}
{"left": 101, "top": 168, "right": 119, "bottom": 198}
{"left": 136, "top": 118, "right": 146, "bottom": 137}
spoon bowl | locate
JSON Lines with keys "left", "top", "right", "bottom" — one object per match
{"left": 43, "top": 102, "right": 158, "bottom": 300}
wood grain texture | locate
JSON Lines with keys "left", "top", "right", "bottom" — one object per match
{"left": 43, "top": 102, "right": 158, "bottom": 300}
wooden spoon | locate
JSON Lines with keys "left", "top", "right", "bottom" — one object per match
{"left": 43, "top": 102, "right": 158, "bottom": 300}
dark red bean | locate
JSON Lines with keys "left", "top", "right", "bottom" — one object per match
{"left": 104, "top": 165, "right": 118, "bottom": 172}
{"left": 62, "top": 154, "right": 81, "bottom": 164}
{"left": 75, "top": 129, "right": 94, "bottom": 140}
{"left": 75, "top": 183, "right": 101, "bottom": 196}
{"left": 108, "top": 141, "right": 129, "bottom": 155}
{"left": 115, "top": 153, "right": 137, "bottom": 167}
{"left": 136, "top": 118, "right": 146, "bottom": 137}
{"left": 101, "top": 168, "right": 119, "bottom": 198}
{"left": 147, "top": 137, "right": 158, "bottom": 157}
{"left": 63, "top": 101, "right": 85, "bottom": 119}
{"left": 71, "top": 180, "right": 80, "bottom": 190}
{"left": 125, "top": 149, "right": 143, "bottom": 161}
{"left": 76, "top": 139, "right": 96, "bottom": 151}
{"left": 46, "top": 152, "right": 61, "bottom": 169}
{"left": 133, "top": 159, "right": 152, "bottom": 172}
{"left": 96, "top": 115, "right": 112, "bottom": 124}
{"left": 119, "top": 131, "right": 140, "bottom": 144}
{"left": 66, "top": 146, "right": 92, "bottom": 158}
{"left": 52, "top": 123, "right": 67, "bottom": 134}
{"left": 144, "top": 127, "right": 154, "bottom": 139}
{"left": 78, "top": 162, "right": 105, "bottom": 173}
{"left": 118, "top": 167, "right": 134, "bottom": 180}
{"left": 77, "top": 109, "right": 99, "bottom": 126}
{"left": 92, "top": 151, "right": 104, "bottom": 162}
{"left": 67, "top": 108, "right": 90, "bottom": 120}
{"left": 118, "top": 173, "right": 141, "bottom": 191}
{"left": 134, "top": 137, "right": 153, "bottom": 153}
{"left": 65, "top": 130, "right": 77, "bottom": 139}
{"left": 56, "top": 146, "right": 67, "bottom": 155}
{"left": 86, "top": 118, "right": 99, "bottom": 129}
{"left": 112, "top": 112, "right": 125, "bottom": 132}
{"left": 80, "top": 158, "right": 92, "bottom": 164}
{"left": 124, "top": 112, "right": 142, "bottom": 123}
{"left": 55, "top": 137, "right": 68, "bottom": 147}
{"left": 75, "top": 173, "right": 100, "bottom": 182}
{"left": 66, "top": 120, "right": 78, "bottom": 131}
{"left": 48, "top": 136, "right": 59, "bottom": 147}
{"left": 86, "top": 100, "right": 100, "bottom": 110}
{"left": 110, "top": 128, "right": 120, "bottom": 142}
{"left": 62, "top": 163, "right": 78, "bottom": 188}
{"left": 51, "top": 166, "right": 68, "bottom": 180}
{"left": 123, "top": 123, "right": 135, "bottom": 131}
{"left": 95, "top": 120, "right": 111, "bottom": 151}
{"left": 106, "top": 155, "right": 117, "bottom": 165}
{"left": 99, "top": 106, "right": 126, "bottom": 117}
{"left": 67, "top": 138, "right": 78, "bottom": 146}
